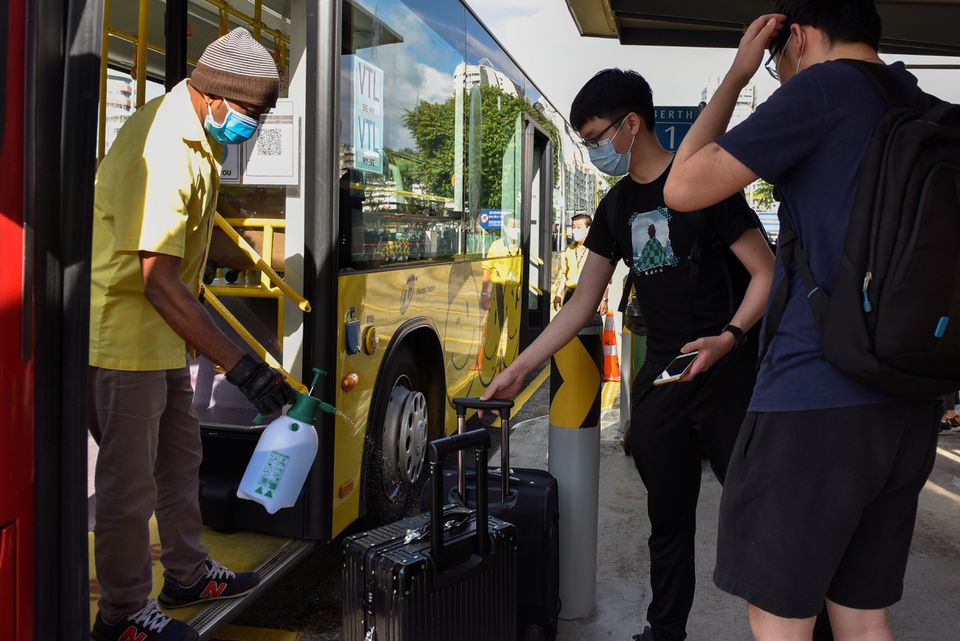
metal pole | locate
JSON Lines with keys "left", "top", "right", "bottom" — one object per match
{"left": 97, "top": 0, "right": 110, "bottom": 160}
{"left": 135, "top": 0, "right": 149, "bottom": 108}
{"left": 548, "top": 314, "right": 603, "bottom": 619}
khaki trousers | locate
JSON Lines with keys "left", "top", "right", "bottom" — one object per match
{"left": 90, "top": 367, "right": 208, "bottom": 621}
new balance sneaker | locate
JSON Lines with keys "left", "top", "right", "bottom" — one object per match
{"left": 91, "top": 600, "right": 198, "bottom": 641}
{"left": 157, "top": 558, "right": 260, "bottom": 609}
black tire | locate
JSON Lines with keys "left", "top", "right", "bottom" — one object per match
{"left": 364, "top": 343, "right": 439, "bottom": 525}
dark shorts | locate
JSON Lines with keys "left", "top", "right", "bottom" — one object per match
{"left": 714, "top": 400, "right": 941, "bottom": 618}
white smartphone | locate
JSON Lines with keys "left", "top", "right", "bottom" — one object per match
{"left": 653, "top": 351, "right": 700, "bottom": 386}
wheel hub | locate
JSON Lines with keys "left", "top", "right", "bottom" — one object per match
{"left": 381, "top": 380, "right": 429, "bottom": 501}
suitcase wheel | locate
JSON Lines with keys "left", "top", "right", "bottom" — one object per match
{"left": 524, "top": 624, "right": 546, "bottom": 641}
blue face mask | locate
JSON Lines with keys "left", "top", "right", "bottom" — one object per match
{"left": 588, "top": 119, "right": 635, "bottom": 176}
{"left": 205, "top": 100, "right": 259, "bottom": 145}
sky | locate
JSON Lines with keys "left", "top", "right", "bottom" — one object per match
{"left": 467, "top": 0, "right": 960, "bottom": 126}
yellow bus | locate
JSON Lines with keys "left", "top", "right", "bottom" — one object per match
{"left": 83, "top": 0, "right": 604, "bottom": 631}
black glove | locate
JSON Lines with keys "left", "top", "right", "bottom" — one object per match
{"left": 226, "top": 354, "right": 297, "bottom": 415}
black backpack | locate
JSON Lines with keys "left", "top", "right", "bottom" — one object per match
{"left": 761, "top": 60, "right": 960, "bottom": 397}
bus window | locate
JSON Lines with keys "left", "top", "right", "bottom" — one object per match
{"left": 339, "top": 0, "right": 467, "bottom": 268}
{"left": 463, "top": 12, "right": 526, "bottom": 259}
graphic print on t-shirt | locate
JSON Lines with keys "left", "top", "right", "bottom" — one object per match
{"left": 630, "top": 207, "right": 679, "bottom": 276}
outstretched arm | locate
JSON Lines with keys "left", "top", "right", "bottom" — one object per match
{"left": 481, "top": 252, "right": 616, "bottom": 402}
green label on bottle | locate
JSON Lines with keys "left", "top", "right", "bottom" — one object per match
{"left": 256, "top": 450, "right": 291, "bottom": 495}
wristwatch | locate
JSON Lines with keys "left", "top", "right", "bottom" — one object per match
{"left": 721, "top": 323, "right": 747, "bottom": 348}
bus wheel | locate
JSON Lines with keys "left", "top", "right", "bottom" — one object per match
{"left": 367, "top": 349, "right": 432, "bottom": 523}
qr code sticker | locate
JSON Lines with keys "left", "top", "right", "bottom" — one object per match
{"left": 254, "top": 128, "right": 283, "bottom": 156}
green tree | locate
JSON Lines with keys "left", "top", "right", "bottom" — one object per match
{"left": 401, "top": 85, "right": 564, "bottom": 211}
{"left": 752, "top": 179, "right": 777, "bottom": 211}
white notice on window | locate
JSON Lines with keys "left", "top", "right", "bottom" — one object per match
{"left": 242, "top": 99, "right": 300, "bottom": 186}
{"left": 220, "top": 144, "right": 242, "bottom": 184}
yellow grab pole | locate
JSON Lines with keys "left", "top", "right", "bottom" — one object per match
{"left": 98, "top": 0, "right": 111, "bottom": 160}
{"left": 254, "top": 0, "right": 262, "bottom": 39}
{"left": 214, "top": 213, "right": 312, "bottom": 312}
{"left": 135, "top": 0, "right": 149, "bottom": 108}
{"left": 202, "top": 288, "right": 307, "bottom": 393}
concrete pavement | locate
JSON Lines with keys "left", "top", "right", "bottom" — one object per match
{"left": 508, "top": 385, "right": 960, "bottom": 641}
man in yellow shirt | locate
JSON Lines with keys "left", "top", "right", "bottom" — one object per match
{"left": 89, "top": 29, "right": 293, "bottom": 641}
{"left": 553, "top": 214, "right": 609, "bottom": 314}
{"left": 479, "top": 213, "right": 523, "bottom": 376}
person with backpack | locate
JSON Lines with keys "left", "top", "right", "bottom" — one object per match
{"left": 481, "top": 68, "right": 775, "bottom": 641}
{"left": 664, "top": 2, "right": 953, "bottom": 639}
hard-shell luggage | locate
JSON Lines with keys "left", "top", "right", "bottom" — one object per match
{"left": 342, "top": 429, "right": 517, "bottom": 641}
{"left": 423, "top": 398, "right": 560, "bottom": 641}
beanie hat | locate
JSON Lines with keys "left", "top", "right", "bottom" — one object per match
{"left": 190, "top": 27, "right": 280, "bottom": 111}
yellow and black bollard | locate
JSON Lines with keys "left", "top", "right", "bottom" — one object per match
{"left": 548, "top": 314, "right": 603, "bottom": 619}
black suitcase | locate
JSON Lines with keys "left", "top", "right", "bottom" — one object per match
{"left": 343, "top": 429, "right": 518, "bottom": 641}
{"left": 423, "top": 398, "right": 560, "bottom": 641}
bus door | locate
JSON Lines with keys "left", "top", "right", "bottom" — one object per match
{"left": 520, "top": 119, "right": 553, "bottom": 349}
{"left": 90, "top": 1, "right": 322, "bottom": 635}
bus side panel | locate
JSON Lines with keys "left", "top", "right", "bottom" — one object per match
{"left": 0, "top": 0, "right": 35, "bottom": 639}
{"left": 330, "top": 258, "right": 520, "bottom": 536}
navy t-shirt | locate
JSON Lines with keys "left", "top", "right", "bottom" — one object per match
{"left": 718, "top": 61, "right": 939, "bottom": 412}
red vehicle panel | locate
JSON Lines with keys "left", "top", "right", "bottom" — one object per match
{"left": 0, "top": 0, "right": 36, "bottom": 639}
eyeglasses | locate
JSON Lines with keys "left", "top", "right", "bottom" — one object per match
{"left": 765, "top": 34, "right": 792, "bottom": 82}
{"left": 581, "top": 114, "right": 629, "bottom": 149}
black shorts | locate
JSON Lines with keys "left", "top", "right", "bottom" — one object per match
{"left": 714, "top": 400, "right": 941, "bottom": 618}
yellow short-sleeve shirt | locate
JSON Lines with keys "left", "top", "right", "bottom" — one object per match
{"left": 481, "top": 238, "right": 522, "bottom": 285}
{"left": 559, "top": 244, "right": 588, "bottom": 289}
{"left": 89, "top": 79, "right": 222, "bottom": 371}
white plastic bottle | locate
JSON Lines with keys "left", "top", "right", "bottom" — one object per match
{"left": 237, "top": 377, "right": 333, "bottom": 514}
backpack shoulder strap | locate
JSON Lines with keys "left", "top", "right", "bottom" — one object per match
{"left": 758, "top": 208, "right": 831, "bottom": 368}
{"left": 837, "top": 59, "right": 913, "bottom": 109}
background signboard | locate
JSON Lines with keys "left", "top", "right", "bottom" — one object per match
{"left": 479, "top": 209, "right": 504, "bottom": 230}
{"left": 654, "top": 106, "right": 699, "bottom": 152}
{"left": 353, "top": 57, "right": 384, "bottom": 175}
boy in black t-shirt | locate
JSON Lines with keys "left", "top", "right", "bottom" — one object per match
{"left": 664, "top": 2, "right": 942, "bottom": 640}
{"left": 481, "top": 69, "right": 775, "bottom": 641}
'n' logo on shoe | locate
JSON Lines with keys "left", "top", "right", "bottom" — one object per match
{"left": 119, "top": 626, "right": 147, "bottom": 641}
{"left": 200, "top": 581, "right": 228, "bottom": 599}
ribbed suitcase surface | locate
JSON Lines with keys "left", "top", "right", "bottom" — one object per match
{"left": 342, "top": 430, "right": 517, "bottom": 641}
{"left": 424, "top": 398, "right": 560, "bottom": 640}
{"left": 425, "top": 468, "right": 559, "bottom": 640}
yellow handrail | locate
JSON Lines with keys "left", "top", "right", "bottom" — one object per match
{"left": 135, "top": 0, "right": 149, "bottom": 108}
{"left": 106, "top": 28, "right": 199, "bottom": 66}
{"left": 204, "top": 0, "right": 290, "bottom": 45}
{"left": 202, "top": 287, "right": 308, "bottom": 394}
{"left": 213, "top": 213, "right": 311, "bottom": 312}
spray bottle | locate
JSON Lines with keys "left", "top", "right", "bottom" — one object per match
{"left": 237, "top": 368, "right": 335, "bottom": 514}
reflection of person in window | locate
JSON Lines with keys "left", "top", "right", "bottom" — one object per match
{"left": 553, "top": 214, "right": 609, "bottom": 314}
{"left": 479, "top": 214, "right": 522, "bottom": 374}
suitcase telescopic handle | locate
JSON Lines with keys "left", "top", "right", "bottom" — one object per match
{"left": 428, "top": 431, "right": 491, "bottom": 580}
{"left": 452, "top": 397, "right": 513, "bottom": 504}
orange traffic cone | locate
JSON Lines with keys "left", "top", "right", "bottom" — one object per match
{"left": 602, "top": 311, "right": 621, "bottom": 382}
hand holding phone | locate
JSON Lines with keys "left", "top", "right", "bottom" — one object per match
{"left": 653, "top": 351, "right": 700, "bottom": 386}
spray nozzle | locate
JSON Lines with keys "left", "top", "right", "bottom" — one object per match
{"left": 251, "top": 368, "right": 334, "bottom": 426}
{"left": 308, "top": 368, "right": 326, "bottom": 396}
